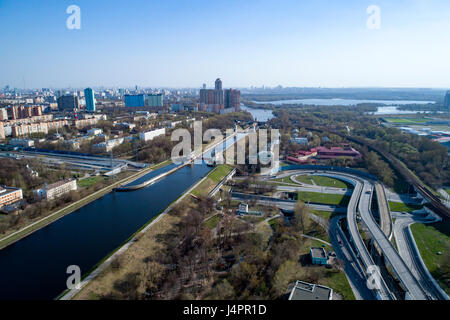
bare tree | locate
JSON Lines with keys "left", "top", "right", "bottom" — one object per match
{"left": 294, "top": 199, "right": 308, "bottom": 234}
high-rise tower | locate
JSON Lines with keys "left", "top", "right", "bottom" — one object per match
{"left": 444, "top": 91, "right": 450, "bottom": 108}
{"left": 215, "top": 78, "right": 222, "bottom": 91}
{"left": 84, "top": 87, "right": 96, "bottom": 112}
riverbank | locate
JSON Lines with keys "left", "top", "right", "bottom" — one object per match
{"left": 63, "top": 134, "right": 245, "bottom": 300}
{"left": 0, "top": 160, "right": 171, "bottom": 250}
{"left": 61, "top": 164, "right": 222, "bottom": 300}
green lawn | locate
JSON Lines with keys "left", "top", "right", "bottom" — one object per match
{"left": 320, "top": 270, "right": 355, "bottom": 300}
{"left": 388, "top": 201, "right": 423, "bottom": 213}
{"left": 297, "top": 191, "right": 350, "bottom": 206}
{"left": 410, "top": 221, "right": 450, "bottom": 294}
{"left": 204, "top": 215, "right": 221, "bottom": 229}
{"left": 295, "top": 175, "right": 352, "bottom": 189}
{"left": 272, "top": 176, "right": 295, "bottom": 184}
{"left": 383, "top": 117, "right": 429, "bottom": 124}
{"left": 445, "top": 188, "right": 450, "bottom": 196}
{"left": 192, "top": 164, "right": 233, "bottom": 196}
{"left": 209, "top": 164, "right": 232, "bottom": 183}
{"left": 78, "top": 176, "right": 105, "bottom": 188}
{"left": 310, "top": 210, "right": 335, "bottom": 220}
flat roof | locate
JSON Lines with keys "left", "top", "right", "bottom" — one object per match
{"left": 289, "top": 281, "right": 332, "bottom": 300}
{"left": 310, "top": 247, "right": 327, "bottom": 259}
{"left": 46, "top": 179, "right": 75, "bottom": 190}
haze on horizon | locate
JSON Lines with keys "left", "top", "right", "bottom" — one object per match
{"left": 1, "top": 0, "right": 450, "bottom": 89}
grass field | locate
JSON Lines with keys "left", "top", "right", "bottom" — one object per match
{"left": 300, "top": 238, "right": 354, "bottom": 300}
{"left": 445, "top": 188, "right": 450, "bottom": 196}
{"left": 297, "top": 191, "right": 350, "bottom": 206}
{"left": 209, "top": 164, "right": 232, "bottom": 183}
{"left": 78, "top": 176, "right": 105, "bottom": 188}
{"left": 388, "top": 201, "right": 423, "bottom": 213}
{"left": 204, "top": 215, "right": 221, "bottom": 229}
{"left": 383, "top": 117, "right": 429, "bottom": 124}
{"left": 410, "top": 221, "right": 450, "bottom": 294}
{"left": 310, "top": 210, "right": 336, "bottom": 221}
{"left": 272, "top": 176, "right": 295, "bottom": 184}
{"left": 295, "top": 175, "right": 353, "bottom": 189}
{"left": 192, "top": 164, "right": 233, "bottom": 197}
{"left": 321, "top": 270, "right": 356, "bottom": 300}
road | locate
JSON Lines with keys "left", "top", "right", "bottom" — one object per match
{"left": 328, "top": 216, "right": 376, "bottom": 300}
{"left": 374, "top": 182, "right": 393, "bottom": 239}
{"left": 393, "top": 213, "right": 449, "bottom": 300}
{"left": 260, "top": 169, "right": 442, "bottom": 299}
{"left": 230, "top": 192, "right": 347, "bottom": 213}
{"left": 358, "top": 180, "right": 428, "bottom": 300}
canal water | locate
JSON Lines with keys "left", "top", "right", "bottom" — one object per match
{"left": 0, "top": 134, "right": 245, "bottom": 300}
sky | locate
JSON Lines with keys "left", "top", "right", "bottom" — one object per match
{"left": 1, "top": 0, "right": 450, "bottom": 89}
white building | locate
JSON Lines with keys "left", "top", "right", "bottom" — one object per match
{"left": 93, "top": 137, "right": 125, "bottom": 152}
{"left": 139, "top": 128, "right": 166, "bottom": 142}
{"left": 35, "top": 179, "right": 78, "bottom": 200}
{"left": 87, "top": 128, "right": 103, "bottom": 136}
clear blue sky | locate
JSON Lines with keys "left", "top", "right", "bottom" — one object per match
{"left": 1, "top": 0, "right": 450, "bottom": 89}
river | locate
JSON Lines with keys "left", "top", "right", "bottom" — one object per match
{"left": 240, "top": 105, "right": 274, "bottom": 122}
{"left": 0, "top": 133, "right": 245, "bottom": 300}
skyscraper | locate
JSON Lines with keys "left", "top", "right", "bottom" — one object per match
{"left": 124, "top": 94, "right": 146, "bottom": 107}
{"left": 84, "top": 88, "right": 96, "bottom": 112}
{"left": 225, "top": 89, "right": 241, "bottom": 110}
{"left": 147, "top": 93, "right": 164, "bottom": 107}
{"left": 200, "top": 78, "right": 240, "bottom": 112}
{"left": 57, "top": 95, "right": 79, "bottom": 110}
{"left": 444, "top": 91, "right": 450, "bottom": 108}
{"left": 215, "top": 78, "right": 222, "bottom": 91}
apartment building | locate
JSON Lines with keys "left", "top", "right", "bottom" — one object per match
{"left": 35, "top": 179, "right": 78, "bottom": 200}
{"left": 0, "top": 186, "right": 23, "bottom": 208}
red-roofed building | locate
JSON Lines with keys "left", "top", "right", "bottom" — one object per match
{"left": 315, "top": 146, "right": 361, "bottom": 159}
{"left": 287, "top": 145, "right": 361, "bottom": 164}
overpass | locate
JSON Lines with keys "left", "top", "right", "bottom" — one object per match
{"left": 264, "top": 169, "right": 436, "bottom": 299}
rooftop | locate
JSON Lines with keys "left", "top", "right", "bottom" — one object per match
{"left": 46, "top": 179, "right": 75, "bottom": 190}
{"left": 310, "top": 247, "right": 327, "bottom": 259}
{"left": 288, "top": 280, "right": 332, "bottom": 300}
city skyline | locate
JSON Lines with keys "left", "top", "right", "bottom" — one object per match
{"left": 1, "top": 0, "right": 450, "bottom": 89}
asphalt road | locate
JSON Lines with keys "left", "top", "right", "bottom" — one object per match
{"left": 393, "top": 214, "right": 449, "bottom": 300}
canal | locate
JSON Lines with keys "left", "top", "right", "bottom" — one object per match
{"left": 0, "top": 133, "right": 245, "bottom": 300}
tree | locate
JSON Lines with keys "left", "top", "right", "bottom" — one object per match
{"left": 271, "top": 260, "right": 300, "bottom": 297}
{"left": 294, "top": 199, "right": 308, "bottom": 234}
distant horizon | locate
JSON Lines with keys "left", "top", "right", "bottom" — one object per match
{"left": 2, "top": 85, "right": 449, "bottom": 91}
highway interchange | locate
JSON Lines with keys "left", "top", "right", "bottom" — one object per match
{"left": 235, "top": 169, "right": 449, "bottom": 300}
